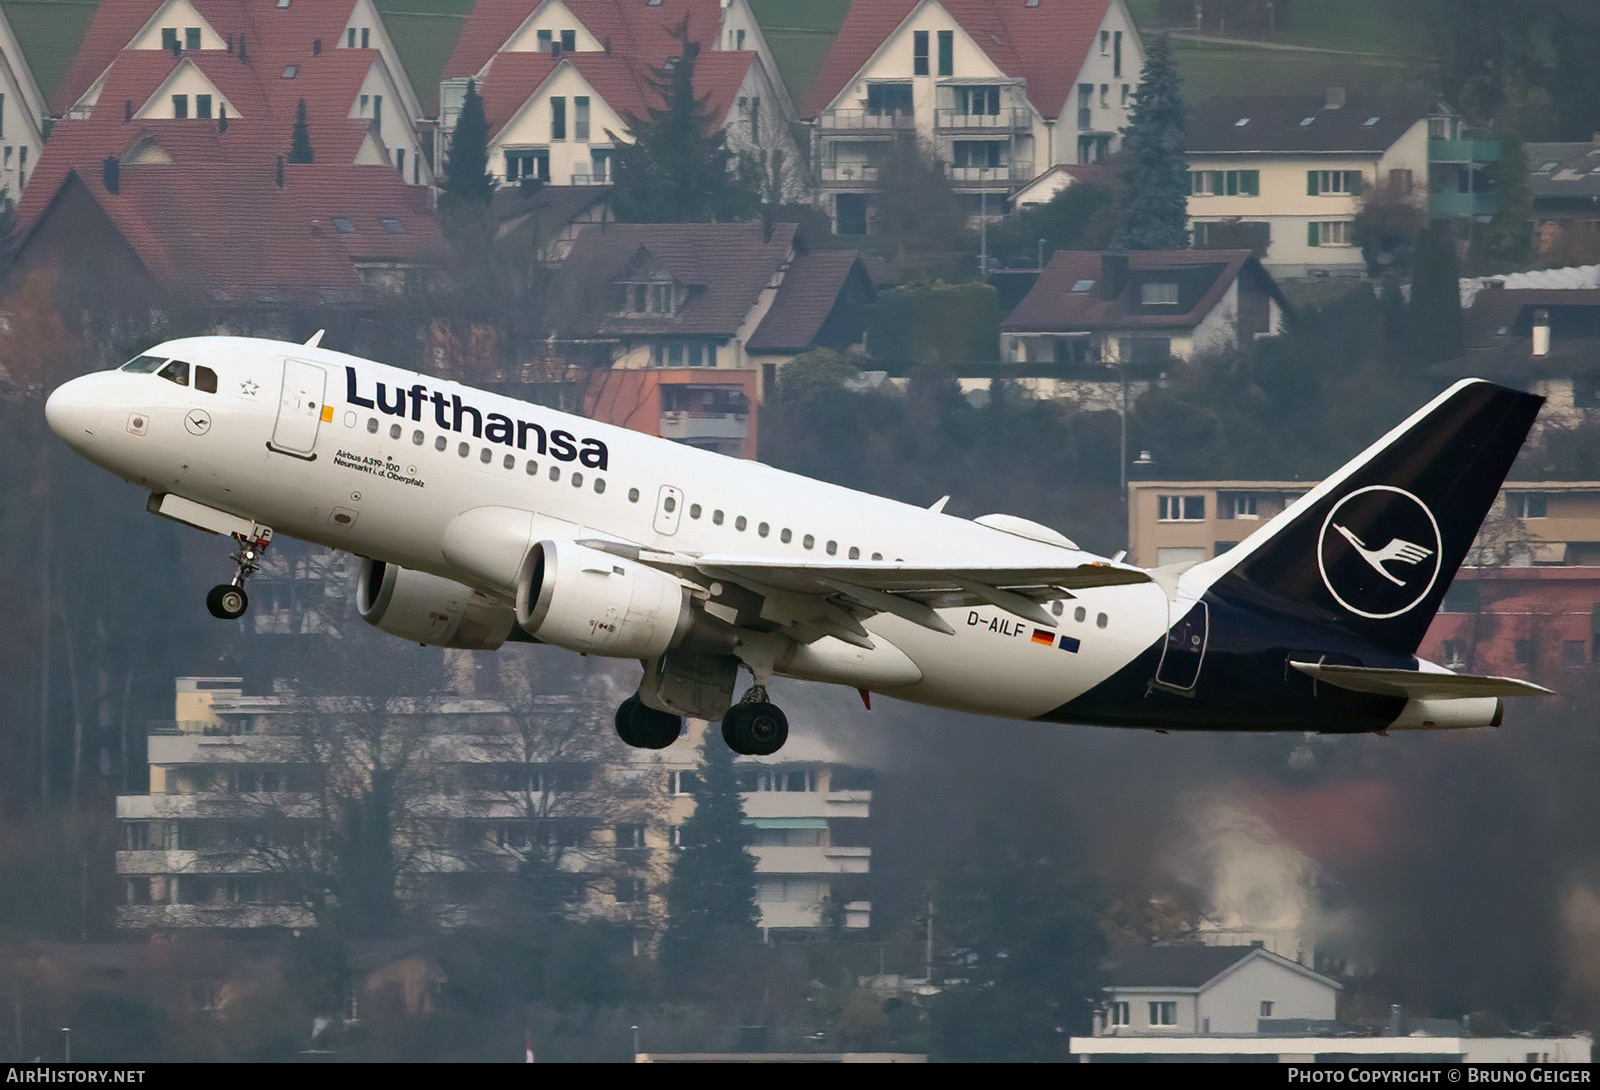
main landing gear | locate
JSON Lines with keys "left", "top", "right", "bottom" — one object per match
{"left": 612, "top": 687, "right": 790, "bottom": 756}
{"left": 721, "top": 686, "right": 788, "bottom": 756}
{"left": 206, "top": 526, "right": 273, "bottom": 620}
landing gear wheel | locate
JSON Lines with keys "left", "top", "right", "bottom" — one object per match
{"left": 721, "top": 701, "right": 788, "bottom": 756}
{"left": 206, "top": 584, "right": 248, "bottom": 620}
{"left": 614, "top": 696, "right": 683, "bottom": 749}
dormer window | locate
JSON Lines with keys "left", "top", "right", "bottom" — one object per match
{"left": 1141, "top": 281, "right": 1179, "bottom": 306}
{"left": 619, "top": 279, "right": 677, "bottom": 316}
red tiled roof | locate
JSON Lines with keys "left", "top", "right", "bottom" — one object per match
{"left": 1001, "top": 250, "right": 1257, "bottom": 333}
{"left": 748, "top": 249, "right": 872, "bottom": 352}
{"left": 22, "top": 158, "right": 440, "bottom": 305}
{"left": 558, "top": 221, "right": 798, "bottom": 338}
{"left": 477, "top": 48, "right": 754, "bottom": 136}
{"left": 445, "top": 0, "right": 729, "bottom": 79}
{"left": 802, "top": 0, "right": 1110, "bottom": 120}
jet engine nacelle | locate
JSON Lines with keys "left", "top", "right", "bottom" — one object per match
{"left": 515, "top": 540, "right": 691, "bottom": 658}
{"left": 356, "top": 559, "right": 516, "bottom": 650}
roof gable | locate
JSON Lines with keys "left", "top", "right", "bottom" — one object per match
{"left": 1109, "top": 944, "right": 1340, "bottom": 993}
{"left": 446, "top": 0, "right": 731, "bottom": 80}
{"left": 1188, "top": 93, "right": 1437, "bottom": 155}
{"left": 1002, "top": 249, "right": 1263, "bottom": 333}
{"left": 802, "top": 0, "right": 1111, "bottom": 119}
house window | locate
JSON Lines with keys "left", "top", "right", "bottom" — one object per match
{"left": 1100, "top": 30, "right": 1110, "bottom": 55}
{"left": 1308, "top": 170, "right": 1363, "bottom": 195}
{"left": 1158, "top": 495, "right": 1205, "bottom": 522}
{"left": 537, "top": 29, "right": 552, "bottom": 51}
{"left": 866, "top": 82, "right": 913, "bottom": 116}
{"left": 171, "top": 95, "right": 188, "bottom": 119}
{"left": 574, "top": 96, "right": 590, "bottom": 141}
{"left": 622, "top": 280, "right": 676, "bottom": 316}
{"left": 1515, "top": 639, "right": 1536, "bottom": 666}
{"left": 651, "top": 342, "right": 714, "bottom": 367}
{"left": 1442, "top": 639, "right": 1467, "bottom": 667}
{"left": 913, "top": 30, "right": 928, "bottom": 75}
{"left": 1140, "top": 281, "right": 1179, "bottom": 305}
{"left": 1113, "top": 30, "right": 1123, "bottom": 76}
{"left": 505, "top": 149, "right": 549, "bottom": 182}
{"left": 1149, "top": 1001, "right": 1177, "bottom": 1026}
{"left": 590, "top": 147, "right": 612, "bottom": 182}
{"left": 1308, "top": 220, "right": 1353, "bottom": 247}
{"left": 1260, "top": 1001, "right": 1274, "bottom": 1018}
{"left": 1509, "top": 493, "right": 1548, "bottom": 518}
{"left": 1564, "top": 640, "right": 1588, "bottom": 666}
{"left": 937, "top": 29, "right": 953, "bottom": 76}
{"left": 1219, "top": 492, "right": 1258, "bottom": 519}
{"left": 186, "top": 27, "right": 201, "bottom": 50}
{"left": 162, "top": 28, "right": 178, "bottom": 50}
{"left": 952, "top": 86, "right": 1000, "bottom": 117}
{"left": 1108, "top": 1001, "right": 1129, "bottom": 1026}
{"left": 561, "top": 30, "right": 576, "bottom": 52}
{"left": 195, "top": 94, "right": 212, "bottom": 119}
{"left": 1190, "top": 170, "right": 1259, "bottom": 196}
{"left": 551, "top": 96, "right": 566, "bottom": 140}
{"left": 1441, "top": 582, "right": 1479, "bottom": 613}
{"left": 615, "top": 823, "right": 645, "bottom": 849}
{"left": 615, "top": 877, "right": 645, "bottom": 903}
{"left": 952, "top": 141, "right": 1004, "bottom": 169}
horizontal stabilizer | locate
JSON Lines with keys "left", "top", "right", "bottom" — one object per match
{"left": 1290, "top": 661, "right": 1554, "bottom": 700}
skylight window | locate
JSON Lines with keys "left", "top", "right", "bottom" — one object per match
{"left": 1363, "top": 116, "right": 1380, "bottom": 126}
{"left": 1233, "top": 117, "right": 1249, "bottom": 127}
{"left": 1299, "top": 116, "right": 1316, "bottom": 126}
{"left": 332, "top": 217, "right": 354, "bottom": 233}
{"left": 1071, "top": 279, "right": 1096, "bottom": 292}
{"left": 282, "top": 65, "right": 298, "bottom": 79}
{"left": 381, "top": 218, "right": 405, "bottom": 235}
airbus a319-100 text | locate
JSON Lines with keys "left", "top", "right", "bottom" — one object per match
{"left": 45, "top": 335, "right": 1552, "bottom": 754}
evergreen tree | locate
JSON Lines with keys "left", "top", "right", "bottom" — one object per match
{"left": 609, "top": 33, "right": 760, "bottom": 223}
{"left": 1479, "top": 134, "right": 1533, "bottom": 269}
{"left": 658, "top": 731, "right": 759, "bottom": 985}
{"left": 1111, "top": 34, "right": 1188, "bottom": 251}
{"left": 440, "top": 79, "right": 495, "bottom": 211}
{"left": 288, "top": 98, "right": 313, "bottom": 164}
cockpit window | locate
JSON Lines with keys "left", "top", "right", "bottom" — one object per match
{"left": 121, "top": 354, "right": 168, "bottom": 373}
{"left": 157, "top": 360, "right": 190, "bottom": 386}
{"left": 195, "top": 365, "right": 218, "bottom": 393}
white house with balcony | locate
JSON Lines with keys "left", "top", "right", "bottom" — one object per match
{"left": 1096, "top": 944, "right": 1340, "bottom": 1037}
{"left": 802, "top": 0, "right": 1142, "bottom": 234}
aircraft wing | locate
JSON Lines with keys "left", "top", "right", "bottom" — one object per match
{"left": 577, "top": 539, "right": 1149, "bottom": 641}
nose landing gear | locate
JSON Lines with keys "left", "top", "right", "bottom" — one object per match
{"left": 206, "top": 525, "right": 272, "bottom": 620}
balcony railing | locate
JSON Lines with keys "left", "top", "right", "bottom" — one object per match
{"left": 934, "top": 107, "right": 1030, "bottom": 132}
{"left": 816, "top": 108, "right": 916, "bottom": 133}
{"left": 947, "top": 161, "right": 1032, "bottom": 186}
{"left": 660, "top": 411, "right": 749, "bottom": 441}
{"left": 819, "top": 163, "right": 883, "bottom": 188}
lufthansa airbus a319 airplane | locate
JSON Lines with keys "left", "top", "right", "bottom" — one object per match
{"left": 46, "top": 335, "right": 1552, "bottom": 755}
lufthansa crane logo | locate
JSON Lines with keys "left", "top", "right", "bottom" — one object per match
{"left": 1317, "top": 485, "right": 1442, "bottom": 619}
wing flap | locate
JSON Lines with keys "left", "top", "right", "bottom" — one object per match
{"left": 1290, "top": 661, "right": 1554, "bottom": 700}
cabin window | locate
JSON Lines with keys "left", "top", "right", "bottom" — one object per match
{"left": 194, "top": 365, "right": 218, "bottom": 393}
{"left": 802, "top": 534, "right": 814, "bottom": 550}
{"left": 594, "top": 478, "right": 606, "bottom": 494}
{"left": 413, "top": 430, "right": 425, "bottom": 445}
{"left": 479, "top": 447, "right": 492, "bottom": 463}
{"left": 571, "top": 472, "right": 583, "bottom": 488}
{"left": 712, "top": 510, "right": 724, "bottom": 525}
{"left": 826, "top": 540, "right": 837, "bottom": 555}
{"left": 549, "top": 466, "right": 561, "bottom": 481}
{"left": 780, "top": 528, "right": 792, "bottom": 543}
{"left": 736, "top": 516, "right": 748, "bottom": 531}
{"left": 369, "top": 418, "right": 381, "bottom": 434}
{"left": 157, "top": 359, "right": 190, "bottom": 386}
{"left": 457, "top": 441, "right": 469, "bottom": 457}
{"left": 663, "top": 496, "right": 677, "bottom": 513}
{"left": 848, "top": 546, "right": 859, "bottom": 559}
{"left": 689, "top": 503, "right": 701, "bottom": 519}
{"left": 1097, "top": 613, "right": 1108, "bottom": 628}
{"left": 627, "top": 487, "right": 639, "bottom": 502}
{"left": 872, "top": 552, "right": 883, "bottom": 561}
{"left": 436, "top": 436, "right": 447, "bottom": 451}
{"left": 390, "top": 424, "right": 402, "bottom": 439}
{"left": 757, "top": 522, "right": 769, "bottom": 537}
{"left": 503, "top": 453, "right": 515, "bottom": 469}
{"left": 122, "top": 355, "right": 168, "bottom": 372}
{"left": 526, "top": 460, "right": 538, "bottom": 475}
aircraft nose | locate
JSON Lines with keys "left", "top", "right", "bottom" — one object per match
{"left": 45, "top": 376, "right": 104, "bottom": 449}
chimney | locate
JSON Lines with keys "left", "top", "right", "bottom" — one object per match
{"left": 102, "top": 156, "right": 119, "bottom": 194}
{"left": 1325, "top": 86, "right": 1345, "bottom": 110}
{"left": 275, "top": 155, "right": 284, "bottom": 188}
{"left": 1101, "top": 251, "right": 1129, "bottom": 300}
{"left": 170, "top": 38, "right": 180, "bottom": 58}
{"left": 226, "top": 35, "right": 233, "bottom": 54}
{"left": 218, "top": 104, "right": 228, "bottom": 134}
{"left": 313, "top": 38, "right": 321, "bottom": 56}
{"left": 1533, "top": 307, "right": 1551, "bottom": 357}
{"left": 124, "top": 99, "right": 132, "bottom": 123}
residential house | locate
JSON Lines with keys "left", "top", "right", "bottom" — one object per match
{"left": 0, "top": 4, "right": 47, "bottom": 198}
{"left": 999, "top": 249, "right": 1288, "bottom": 402}
{"left": 559, "top": 220, "right": 873, "bottom": 451}
{"left": 1435, "top": 270, "right": 1600, "bottom": 428}
{"left": 49, "top": 0, "right": 432, "bottom": 186}
{"left": 1528, "top": 139, "right": 1600, "bottom": 263}
{"left": 438, "top": 0, "right": 799, "bottom": 196}
{"left": 1186, "top": 91, "right": 1491, "bottom": 278}
{"left": 802, "top": 0, "right": 1143, "bottom": 234}
{"left": 1094, "top": 944, "right": 1340, "bottom": 1037}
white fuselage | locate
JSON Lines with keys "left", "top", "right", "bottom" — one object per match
{"left": 49, "top": 336, "right": 1175, "bottom": 720}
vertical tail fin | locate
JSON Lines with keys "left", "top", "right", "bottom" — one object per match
{"left": 1195, "top": 380, "right": 1543, "bottom": 657}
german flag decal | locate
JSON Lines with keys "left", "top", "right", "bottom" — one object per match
{"left": 1031, "top": 628, "right": 1055, "bottom": 646}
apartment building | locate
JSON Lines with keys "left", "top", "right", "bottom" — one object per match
{"left": 802, "top": 0, "right": 1143, "bottom": 233}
